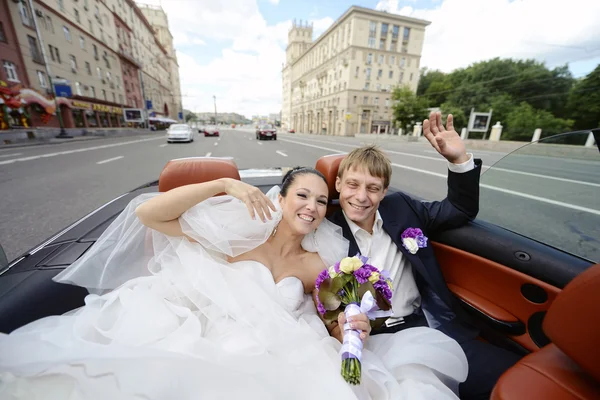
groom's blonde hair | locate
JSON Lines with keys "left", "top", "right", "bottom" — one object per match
{"left": 337, "top": 145, "right": 392, "bottom": 188}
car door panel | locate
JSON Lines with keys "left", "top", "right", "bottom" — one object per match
{"left": 431, "top": 221, "right": 592, "bottom": 353}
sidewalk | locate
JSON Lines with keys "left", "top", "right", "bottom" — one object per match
{"left": 0, "top": 127, "right": 160, "bottom": 149}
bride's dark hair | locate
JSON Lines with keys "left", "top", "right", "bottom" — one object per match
{"left": 280, "top": 167, "right": 328, "bottom": 197}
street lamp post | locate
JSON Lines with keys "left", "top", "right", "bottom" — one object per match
{"left": 27, "top": 0, "right": 71, "bottom": 138}
{"left": 213, "top": 95, "right": 217, "bottom": 124}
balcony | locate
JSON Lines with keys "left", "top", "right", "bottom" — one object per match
{"left": 118, "top": 45, "right": 143, "bottom": 68}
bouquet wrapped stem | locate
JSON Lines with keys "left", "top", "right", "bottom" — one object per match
{"left": 340, "top": 280, "right": 362, "bottom": 385}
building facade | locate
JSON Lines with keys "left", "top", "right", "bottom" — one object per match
{"left": 0, "top": 0, "right": 182, "bottom": 131}
{"left": 282, "top": 7, "right": 430, "bottom": 135}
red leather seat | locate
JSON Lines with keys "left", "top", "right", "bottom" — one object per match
{"left": 158, "top": 157, "right": 240, "bottom": 192}
{"left": 491, "top": 264, "right": 600, "bottom": 400}
{"left": 315, "top": 154, "right": 346, "bottom": 215}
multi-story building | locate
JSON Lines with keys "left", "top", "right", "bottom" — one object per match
{"left": 138, "top": 3, "right": 182, "bottom": 121}
{"left": 0, "top": 0, "right": 181, "bottom": 131}
{"left": 195, "top": 112, "right": 246, "bottom": 124}
{"left": 282, "top": 6, "right": 430, "bottom": 135}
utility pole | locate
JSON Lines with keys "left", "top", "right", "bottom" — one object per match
{"left": 139, "top": 70, "right": 149, "bottom": 129}
{"left": 27, "top": 0, "right": 71, "bottom": 138}
{"left": 213, "top": 95, "right": 217, "bottom": 124}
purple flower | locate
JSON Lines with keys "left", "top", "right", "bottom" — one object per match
{"left": 317, "top": 300, "right": 326, "bottom": 315}
{"left": 334, "top": 261, "right": 341, "bottom": 274}
{"left": 357, "top": 254, "right": 369, "bottom": 264}
{"left": 401, "top": 227, "right": 424, "bottom": 239}
{"left": 416, "top": 235, "right": 428, "bottom": 248}
{"left": 374, "top": 279, "right": 393, "bottom": 302}
{"left": 380, "top": 269, "right": 391, "bottom": 280}
{"left": 353, "top": 267, "right": 372, "bottom": 284}
{"left": 315, "top": 269, "right": 329, "bottom": 290}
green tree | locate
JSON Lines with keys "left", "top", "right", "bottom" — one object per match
{"left": 391, "top": 86, "right": 429, "bottom": 133}
{"left": 504, "top": 102, "right": 574, "bottom": 141}
{"left": 567, "top": 65, "right": 600, "bottom": 130}
{"left": 439, "top": 102, "right": 467, "bottom": 131}
{"left": 184, "top": 113, "right": 196, "bottom": 123}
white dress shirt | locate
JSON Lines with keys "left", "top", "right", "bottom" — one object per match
{"left": 342, "top": 154, "right": 475, "bottom": 324}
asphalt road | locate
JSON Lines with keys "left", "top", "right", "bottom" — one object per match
{"left": 1, "top": 128, "right": 598, "bottom": 263}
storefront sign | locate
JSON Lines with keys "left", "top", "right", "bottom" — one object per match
{"left": 91, "top": 104, "right": 123, "bottom": 114}
{"left": 372, "top": 120, "right": 391, "bottom": 126}
{"left": 72, "top": 100, "right": 92, "bottom": 110}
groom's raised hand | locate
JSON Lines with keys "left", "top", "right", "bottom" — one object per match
{"left": 423, "top": 111, "right": 469, "bottom": 164}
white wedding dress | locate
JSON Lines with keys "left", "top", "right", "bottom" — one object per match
{"left": 0, "top": 187, "right": 468, "bottom": 400}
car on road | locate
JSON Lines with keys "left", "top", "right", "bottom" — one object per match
{"left": 0, "top": 131, "right": 598, "bottom": 396}
{"left": 256, "top": 124, "right": 277, "bottom": 140}
{"left": 204, "top": 125, "right": 220, "bottom": 137}
{"left": 166, "top": 124, "right": 194, "bottom": 143}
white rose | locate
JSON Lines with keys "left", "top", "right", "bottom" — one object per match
{"left": 402, "top": 237, "right": 419, "bottom": 254}
{"left": 328, "top": 266, "right": 338, "bottom": 279}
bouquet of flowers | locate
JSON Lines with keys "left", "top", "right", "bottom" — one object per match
{"left": 315, "top": 255, "right": 393, "bottom": 385}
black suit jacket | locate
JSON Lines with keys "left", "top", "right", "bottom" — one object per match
{"left": 328, "top": 159, "right": 483, "bottom": 340}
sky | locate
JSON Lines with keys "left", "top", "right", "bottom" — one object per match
{"left": 137, "top": 0, "right": 600, "bottom": 118}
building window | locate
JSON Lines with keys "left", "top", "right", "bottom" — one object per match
{"left": 403, "top": 27, "right": 411, "bottom": 41}
{"left": 89, "top": 19, "right": 93, "bottom": 35}
{"left": 367, "top": 53, "right": 372, "bottom": 64}
{"left": 106, "top": 71, "right": 111, "bottom": 81}
{"left": 91, "top": 86, "right": 96, "bottom": 98}
{"left": 400, "top": 57, "right": 406, "bottom": 67}
{"left": 368, "top": 37, "right": 376, "bottom": 48}
{"left": 18, "top": 2, "right": 32, "bottom": 26}
{"left": 377, "top": 69, "right": 382, "bottom": 78}
{"left": 410, "top": 73, "right": 413, "bottom": 81}
{"left": 407, "top": 58, "right": 412, "bottom": 67}
{"left": 390, "top": 55, "right": 396, "bottom": 65}
{"left": 28, "top": 36, "right": 43, "bottom": 63}
{"left": 389, "top": 70, "right": 393, "bottom": 79}
{"left": 392, "top": 25, "right": 399, "bottom": 38}
{"left": 119, "top": 94, "right": 123, "bottom": 104}
{"left": 69, "top": 55, "right": 77, "bottom": 71}
{"left": 112, "top": 92, "right": 116, "bottom": 102}
{"left": 399, "top": 71, "right": 404, "bottom": 82}
{"left": 79, "top": 36, "right": 85, "bottom": 49}
{"left": 101, "top": 89, "right": 107, "bottom": 100}
{"left": 378, "top": 55, "right": 384, "bottom": 64}
{"left": 3, "top": 61, "right": 19, "bottom": 82}
{"left": 0, "top": 22, "right": 6, "bottom": 43}
{"left": 353, "top": 96, "right": 357, "bottom": 104}
{"left": 366, "top": 67, "right": 371, "bottom": 80}
{"left": 63, "top": 26, "right": 71, "bottom": 42}
{"left": 97, "top": 66, "right": 102, "bottom": 79}
{"left": 377, "top": 83, "right": 382, "bottom": 91}
{"left": 45, "top": 16, "right": 54, "bottom": 33}
{"left": 74, "top": 8, "right": 80, "bottom": 23}
{"left": 374, "top": 97, "right": 379, "bottom": 105}
{"left": 75, "top": 82, "right": 82, "bottom": 96}
{"left": 364, "top": 82, "right": 370, "bottom": 90}
{"left": 379, "top": 39, "right": 385, "bottom": 50}
{"left": 37, "top": 71, "right": 47, "bottom": 88}
{"left": 48, "top": 45, "right": 55, "bottom": 62}
{"left": 363, "top": 96, "right": 368, "bottom": 105}
{"left": 381, "top": 23, "right": 388, "bottom": 36}
{"left": 369, "top": 21, "right": 377, "bottom": 36}
{"left": 93, "top": 44, "right": 98, "bottom": 60}
{"left": 85, "top": 62, "right": 91, "bottom": 75}
{"left": 103, "top": 51, "right": 110, "bottom": 68}
{"left": 385, "top": 98, "right": 390, "bottom": 107}
{"left": 58, "top": 0, "right": 65, "bottom": 12}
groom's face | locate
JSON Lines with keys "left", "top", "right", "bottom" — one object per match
{"left": 336, "top": 166, "right": 387, "bottom": 231}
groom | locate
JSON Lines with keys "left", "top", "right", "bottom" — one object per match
{"left": 328, "top": 112, "right": 521, "bottom": 400}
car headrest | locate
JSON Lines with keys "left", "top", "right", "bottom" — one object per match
{"left": 315, "top": 154, "right": 346, "bottom": 201}
{"left": 543, "top": 263, "right": 600, "bottom": 381}
{"left": 158, "top": 157, "right": 241, "bottom": 192}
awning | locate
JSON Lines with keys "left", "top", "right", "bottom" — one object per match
{"left": 149, "top": 117, "right": 178, "bottom": 123}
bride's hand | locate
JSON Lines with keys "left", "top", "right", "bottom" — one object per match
{"left": 222, "top": 178, "right": 277, "bottom": 222}
{"left": 338, "top": 312, "right": 371, "bottom": 344}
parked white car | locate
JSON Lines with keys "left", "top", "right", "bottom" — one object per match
{"left": 166, "top": 124, "right": 194, "bottom": 143}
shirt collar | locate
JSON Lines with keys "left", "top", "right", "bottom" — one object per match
{"left": 342, "top": 210, "right": 383, "bottom": 236}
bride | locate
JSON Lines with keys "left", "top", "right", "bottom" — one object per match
{"left": 0, "top": 167, "right": 468, "bottom": 399}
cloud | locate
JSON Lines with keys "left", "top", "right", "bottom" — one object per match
{"left": 267, "top": 0, "right": 280, "bottom": 5}
{"left": 376, "top": 0, "right": 600, "bottom": 75}
{"left": 311, "top": 17, "right": 335, "bottom": 39}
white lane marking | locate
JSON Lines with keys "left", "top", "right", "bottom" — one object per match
{"left": 480, "top": 184, "right": 600, "bottom": 216}
{"left": 281, "top": 138, "right": 600, "bottom": 216}
{"left": 96, "top": 156, "right": 124, "bottom": 165}
{"left": 492, "top": 167, "right": 600, "bottom": 188}
{"left": 214, "top": 142, "right": 218, "bottom": 146}
{"left": 0, "top": 153, "right": 22, "bottom": 158}
{"left": 159, "top": 144, "right": 168, "bottom": 147}
{"left": 0, "top": 137, "right": 162, "bottom": 165}
{"left": 257, "top": 142, "right": 263, "bottom": 146}
{"left": 205, "top": 152, "right": 212, "bottom": 157}
{"left": 276, "top": 150, "right": 288, "bottom": 157}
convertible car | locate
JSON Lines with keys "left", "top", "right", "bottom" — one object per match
{"left": 1, "top": 131, "right": 599, "bottom": 399}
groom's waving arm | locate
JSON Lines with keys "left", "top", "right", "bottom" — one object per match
{"left": 394, "top": 112, "right": 482, "bottom": 233}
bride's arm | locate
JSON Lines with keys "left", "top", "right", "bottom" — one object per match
{"left": 135, "top": 178, "right": 275, "bottom": 238}
{"left": 312, "top": 289, "right": 343, "bottom": 343}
